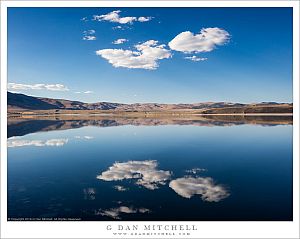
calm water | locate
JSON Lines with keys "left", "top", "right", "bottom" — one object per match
{"left": 7, "top": 117, "right": 293, "bottom": 221}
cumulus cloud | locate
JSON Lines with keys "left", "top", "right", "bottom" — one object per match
{"left": 7, "top": 138, "right": 69, "bottom": 148}
{"left": 169, "top": 27, "right": 230, "bottom": 53}
{"left": 138, "top": 16, "right": 152, "bottom": 22}
{"left": 97, "top": 160, "right": 171, "bottom": 190}
{"left": 93, "top": 10, "right": 136, "bottom": 24}
{"left": 8, "top": 83, "right": 69, "bottom": 91}
{"left": 83, "top": 30, "right": 96, "bottom": 41}
{"left": 169, "top": 177, "right": 229, "bottom": 202}
{"left": 83, "top": 36, "right": 96, "bottom": 41}
{"left": 113, "top": 38, "right": 128, "bottom": 45}
{"left": 84, "top": 30, "right": 95, "bottom": 35}
{"left": 95, "top": 206, "right": 150, "bottom": 219}
{"left": 184, "top": 56, "right": 208, "bottom": 62}
{"left": 96, "top": 40, "right": 172, "bottom": 70}
{"left": 93, "top": 10, "right": 152, "bottom": 25}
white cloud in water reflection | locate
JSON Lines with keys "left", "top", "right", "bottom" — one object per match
{"left": 114, "top": 185, "right": 128, "bottom": 191}
{"left": 7, "top": 138, "right": 69, "bottom": 147}
{"left": 74, "top": 136, "right": 94, "bottom": 140}
{"left": 95, "top": 206, "right": 150, "bottom": 219}
{"left": 83, "top": 188, "right": 96, "bottom": 200}
{"left": 97, "top": 160, "right": 171, "bottom": 190}
{"left": 185, "top": 168, "right": 207, "bottom": 174}
{"left": 169, "top": 177, "right": 229, "bottom": 202}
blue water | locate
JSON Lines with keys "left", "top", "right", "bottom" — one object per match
{"left": 7, "top": 123, "right": 293, "bottom": 221}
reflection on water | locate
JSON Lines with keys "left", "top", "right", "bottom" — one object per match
{"left": 169, "top": 177, "right": 229, "bottom": 202}
{"left": 83, "top": 188, "right": 96, "bottom": 201}
{"left": 7, "top": 116, "right": 293, "bottom": 221}
{"left": 95, "top": 205, "right": 151, "bottom": 220}
{"left": 185, "top": 168, "right": 207, "bottom": 174}
{"left": 113, "top": 185, "right": 129, "bottom": 191}
{"left": 74, "top": 136, "right": 94, "bottom": 140}
{"left": 7, "top": 115, "right": 292, "bottom": 138}
{"left": 97, "top": 160, "right": 172, "bottom": 190}
{"left": 7, "top": 135, "right": 95, "bottom": 147}
{"left": 7, "top": 138, "right": 69, "bottom": 147}
{"left": 98, "top": 160, "right": 230, "bottom": 202}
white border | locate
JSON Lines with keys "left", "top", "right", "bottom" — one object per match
{"left": 1, "top": 1, "right": 299, "bottom": 238}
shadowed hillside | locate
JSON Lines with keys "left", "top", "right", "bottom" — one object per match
{"left": 8, "top": 92, "right": 293, "bottom": 114}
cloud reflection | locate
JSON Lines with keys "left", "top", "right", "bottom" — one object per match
{"left": 97, "top": 160, "right": 171, "bottom": 190}
{"left": 7, "top": 138, "right": 69, "bottom": 148}
{"left": 95, "top": 206, "right": 150, "bottom": 219}
{"left": 83, "top": 188, "right": 96, "bottom": 200}
{"left": 169, "top": 177, "right": 229, "bottom": 202}
{"left": 185, "top": 168, "right": 207, "bottom": 174}
{"left": 74, "top": 136, "right": 94, "bottom": 140}
{"left": 114, "top": 185, "right": 129, "bottom": 191}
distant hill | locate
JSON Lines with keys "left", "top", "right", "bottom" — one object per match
{"left": 7, "top": 92, "right": 122, "bottom": 110}
{"left": 7, "top": 92, "right": 293, "bottom": 114}
{"left": 8, "top": 92, "right": 60, "bottom": 110}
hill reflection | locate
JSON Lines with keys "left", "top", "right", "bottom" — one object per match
{"left": 8, "top": 115, "right": 292, "bottom": 138}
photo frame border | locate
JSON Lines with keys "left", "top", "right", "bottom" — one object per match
{"left": 1, "top": 1, "right": 299, "bottom": 238}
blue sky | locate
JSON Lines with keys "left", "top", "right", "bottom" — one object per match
{"left": 8, "top": 7, "right": 293, "bottom": 103}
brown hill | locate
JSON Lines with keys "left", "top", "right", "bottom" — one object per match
{"left": 7, "top": 92, "right": 293, "bottom": 114}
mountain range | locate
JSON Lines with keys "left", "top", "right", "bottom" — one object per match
{"left": 7, "top": 92, "right": 293, "bottom": 114}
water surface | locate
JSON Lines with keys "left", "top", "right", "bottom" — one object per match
{"left": 7, "top": 116, "right": 293, "bottom": 221}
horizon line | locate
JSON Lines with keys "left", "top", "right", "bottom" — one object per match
{"left": 7, "top": 91, "right": 293, "bottom": 105}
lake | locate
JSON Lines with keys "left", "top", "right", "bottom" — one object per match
{"left": 7, "top": 115, "right": 293, "bottom": 221}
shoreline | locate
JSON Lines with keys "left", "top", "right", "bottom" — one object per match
{"left": 7, "top": 113, "right": 293, "bottom": 138}
{"left": 7, "top": 112, "right": 293, "bottom": 118}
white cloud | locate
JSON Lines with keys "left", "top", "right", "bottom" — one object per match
{"left": 112, "top": 26, "right": 123, "bottom": 30}
{"left": 7, "top": 138, "right": 69, "bottom": 148}
{"left": 84, "top": 136, "right": 94, "bottom": 139}
{"left": 138, "top": 16, "right": 152, "bottom": 22}
{"left": 93, "top": 10, "right": 135, "bottom": 24}
{"left": 95, "top": 206, "right": 150, "bottom": 219}
{"left": 83, "top": 30, "right": 96, "bottom": 41}
{"left": 113, "top": 38, "right": 128, "bottom": 45}
{"left": 97, "top": 160, "right": 171, "bottom": 190}
{"left": 93, "top": 10, "right": 152, "bottom": 25}
{"left": 169, "top": 177, "right": 230, "bottom": 202}
{"left": 8, "top": 83, "right": 69, "bottom": 91}
{"left": 96, "top": 40, "right": 172, "bottom": 70}
{"left": 169, "top": 27, "right": 230, "bottom": 53}
{"left": 74, "top": 91, "right": 93, "bottom": 94}
{"left": 83, "top": 36, "right": 96, "bottom": 41}
{"left": 84, "top": 30, "right": 95, "bottom": 35}
{"left": 184, "top": 56, "right": 208, "bottom": 62}
{"left": 80, "top": 17, "right": 88, "bottom": 22}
